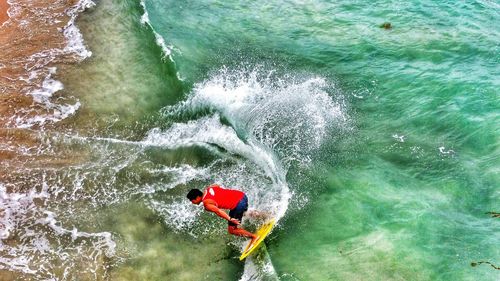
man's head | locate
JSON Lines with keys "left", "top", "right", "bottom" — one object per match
{"left": 187, "top": 189, "right": 203, "bottom": 205}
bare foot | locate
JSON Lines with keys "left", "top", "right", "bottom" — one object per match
{"left": 250, "top": 235, "right": 259, "bottom": 245}
{"left": 244, "top": 235, "right": 258, "bottom": 252}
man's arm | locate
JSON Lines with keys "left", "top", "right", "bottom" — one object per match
{"left": 203, "top": 200, "right": 240, "bottom": 225}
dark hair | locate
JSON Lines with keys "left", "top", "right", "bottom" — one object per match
{"left": 187, "top": 189, "right": 203, "bottom": 200}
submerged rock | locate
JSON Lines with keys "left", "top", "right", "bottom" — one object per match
{"left": 380, "top": 22, "right": 392, "bottom": 30}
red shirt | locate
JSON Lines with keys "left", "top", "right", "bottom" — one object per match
{"left": 202, "top": 185, "right": 244, "bottom": 210}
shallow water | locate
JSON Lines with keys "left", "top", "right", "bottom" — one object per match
{"left": 1, "top": 0, "right": 498, "bottom": 280}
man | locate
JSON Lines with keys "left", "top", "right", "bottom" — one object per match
{"left": 187, "top": 184, "right": 257, "bottom": 244}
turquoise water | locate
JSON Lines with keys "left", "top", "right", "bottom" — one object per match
{"left": 141, "top": 1, "right": 499, "bottom": 279}
{"left": 2, "top": 0, "right": 498, "bottom": 280}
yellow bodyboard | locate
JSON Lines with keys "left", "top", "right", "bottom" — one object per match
{"left": 239, "top": 219, "right": 275, "bottom": 260}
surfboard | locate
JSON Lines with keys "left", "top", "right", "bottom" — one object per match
{"left": 239, "top": 219, "right": 275, "bottom": 260}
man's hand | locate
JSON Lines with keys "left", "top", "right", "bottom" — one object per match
{"left": 204, "top": 200, "right": 240, "bottom": 225}
{"left": 229, "top": 218, "right": 240, "bottom": 225}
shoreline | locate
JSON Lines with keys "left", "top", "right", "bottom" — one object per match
{"left": 0, "top": 2, "right": 95, "bottom": 278}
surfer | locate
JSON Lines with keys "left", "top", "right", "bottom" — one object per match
{"left": 187, "top": 184, "right": 258, "bottom": 244}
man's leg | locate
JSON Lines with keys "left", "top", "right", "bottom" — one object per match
{"left": 228, "top": 195, "right": 258, "bottom": 242}
{"left": 228, "top": 225, "right": 254, "bottom": 238}
{"left": 228, "top": 225, "right": 258, "bottom": 243}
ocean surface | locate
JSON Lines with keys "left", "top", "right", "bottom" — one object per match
{"left": 1, "top": 0, "right": 499, "bottom": 280}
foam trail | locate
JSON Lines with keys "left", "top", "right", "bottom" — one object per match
{"left": 147, "top": 67, "right": 347, "bottom": 279}
{"left": 138, "top": 164, "right": 210, "bottom": 194}
{"left": 144, "top": 115, "right": 290, "bottom": 220}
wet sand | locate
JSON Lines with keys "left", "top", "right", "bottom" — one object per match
{"left": 0, "top": 0, "right": 8, "bottom": 25}
{"left": 0, "top": 0, "right": 86, "bottom": 170}
{"left": 0, "top": 0, "right": 83, "bottom": 127}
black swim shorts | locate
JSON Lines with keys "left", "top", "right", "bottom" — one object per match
{"left": 228, "top": 195, "right": 248, "bottom": 227}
